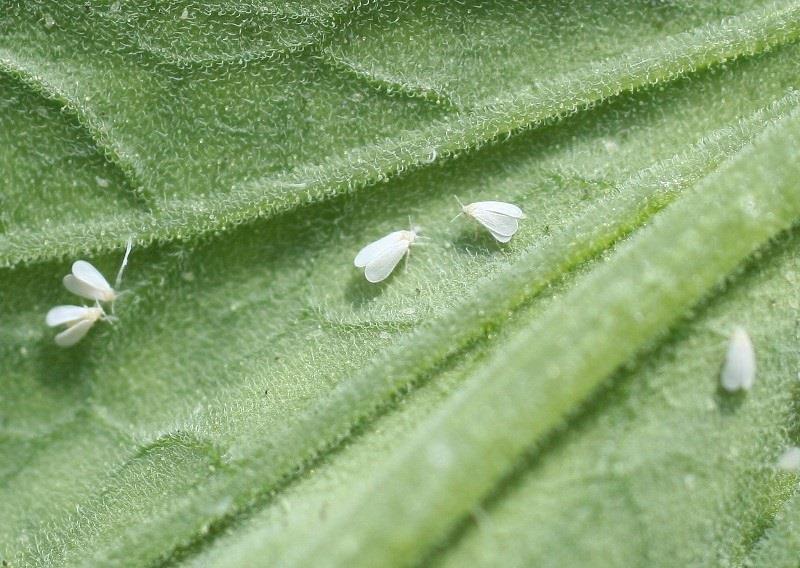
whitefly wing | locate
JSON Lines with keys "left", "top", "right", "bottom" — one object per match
{"left": 46, "top": 305, "right": 91, "bottom": 327}
{"left": 472, "top": 201, "right": 525, "bottom": 219}
{"left": 364, "top": 239, "right": 409, "bottom": 283}
{"left": 65, "top": 260, "right": 114, "bottom": 301}
{"left": 469, "top": 207, "right": 520, "bottom": 239}
{"left": 487, "top": 228, "right": 514, "bottom": 243}
{"left": 54, "top": 319, "right": 96, "bottom": 347}
{"left": 720, "top": 327, "right": 755, "bottom": 391}
{"left": 355, "top": 231, "right": 406, "bottom": 268}
{"left": 63, "top": 274, "right": 103, "bottom": 301}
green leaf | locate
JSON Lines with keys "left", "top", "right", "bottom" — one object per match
{"left": 1, "top": 2, "right": 800, "bottom": 567}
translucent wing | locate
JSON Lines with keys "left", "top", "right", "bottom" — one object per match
{"left": 469, "top": 208, "right": 520, "bottom": 239}
{"left": 54, "top": 319, "right": 95, "bottom": 347}
{"left": 354, "top": 231, "right": 406, "bottom": 267}
{"left": 471, "top": 201, "right": 525, "bottom": 219}
{"left": 364, "top": 240, "right": 409, "bottom": 283}
{"left": 487, "top": 228, "right": 514, "bottom": 243}
{"left": 66, "top": 260, "right": 114, "bottom": 301}
{"left": 63, "top": 275, "right": 105, "bottom": 301}
{"left": 721, "top": 327, "right": 755, "bottom": 391}
{"left": 46, "top": 305, "right": 90, "bottom": 327}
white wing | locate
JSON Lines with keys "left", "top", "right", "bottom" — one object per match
{"left": 469, "top": 208, "right": 520, "bottom": 239}
{"left": 721, "top": 327, "right": 755, "bottom": 391}
{"left": 63, "top": 274, "right": 107, "bottom": 301}
{"left": 471, "top": 201, "right": 525, "bottom": 219}
{"left": 364, "top": 240, "right": 409, "bottom": 283}
{"left": 354, "top": 231, "right": 406, "bottom": 267}
{"left": 66, "top": 260, "right": 114, "bottom": 301}
{"left": 54, "top": 319, "right": 95, "bottom": 347}
{"left": 46, "top": 305, "right": 90, "bottom": 327}
{"left": 488, "top": 229, "right": 514, "bottom": 243}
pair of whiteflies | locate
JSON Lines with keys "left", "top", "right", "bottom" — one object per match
{"left": 354, "top": 198, "right": 525, "bottom": 283}
{"left": 45, "top": 242, "right": 132, "bottom": 347}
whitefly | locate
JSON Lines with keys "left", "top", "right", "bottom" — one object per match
{"left": 453, "top": 196, "right": 526, "bottom": 243}
{"left": 720, "top": 326, "right": 756, "bottom": 392}
{"left": 45, "top": 305, "right": 109, "bottom": 347}
{"left": 62, "top": 239, "right": 132, "bottom": 310}
{"left": 354, "top": 226, "right": 421, "bottom": 283}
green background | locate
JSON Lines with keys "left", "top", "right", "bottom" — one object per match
{"left": 1, "top": 1, "right": 800, "bottom": 566}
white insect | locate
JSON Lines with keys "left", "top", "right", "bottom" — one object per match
{"left": 45, "top": 240, "right": 132, "bottom": 347}
{"left": 720, "top": 326, "right": 756, "bottom": 392}
{"left": 354, "top": 227, "right": 420, "bottom": 283}
{"left": 777, "top": 446, "right": 800, "bottom": 472}
{"left": 45, "top": 305, "right": 108, "bottom": 347}
{"left": 63, "top": 260, "right": 116, "bottom": 302}
{"left": 62, "top": 240, "right": 132, "bottom": 309}
{"left": 453, "top": 196, "right": 525, "bottom": 243}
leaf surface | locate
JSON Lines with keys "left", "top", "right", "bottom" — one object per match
{"left": 1, "top": 2, "right": 800, "bottom": 567}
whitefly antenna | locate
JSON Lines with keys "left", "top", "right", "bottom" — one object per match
{"left": 115, "top": 238, "right": 133, "bottom": 290}
{"left": 110, "top": 239, "right": 134, "bottom": 315}
{"left": 451, "top": 195, "right": 465, "bottom": 222}
{"left": 407, "top": 216, "right": 428, "bottom": 240}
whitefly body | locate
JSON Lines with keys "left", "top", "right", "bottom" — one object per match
{"left": 720, "top": 326, "right": 756, "bottom": 392}
{"left": 63, "top": 260, "right": 117, "bottom": 302}
{"left": 354, "top": 229, "right": 418, "bottom": 283}
{"left": 62, "top": 240, "right": 132, "bottom": 309}
{"left": 457, "top": 199, "right": 525, "bottom": 242}
{"left": 46, "top": 305, "right": 106, "bottom": 347}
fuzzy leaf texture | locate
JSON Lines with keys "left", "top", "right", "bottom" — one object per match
{"left": 1, "top": 1, "right": 800, "bottom": 567}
